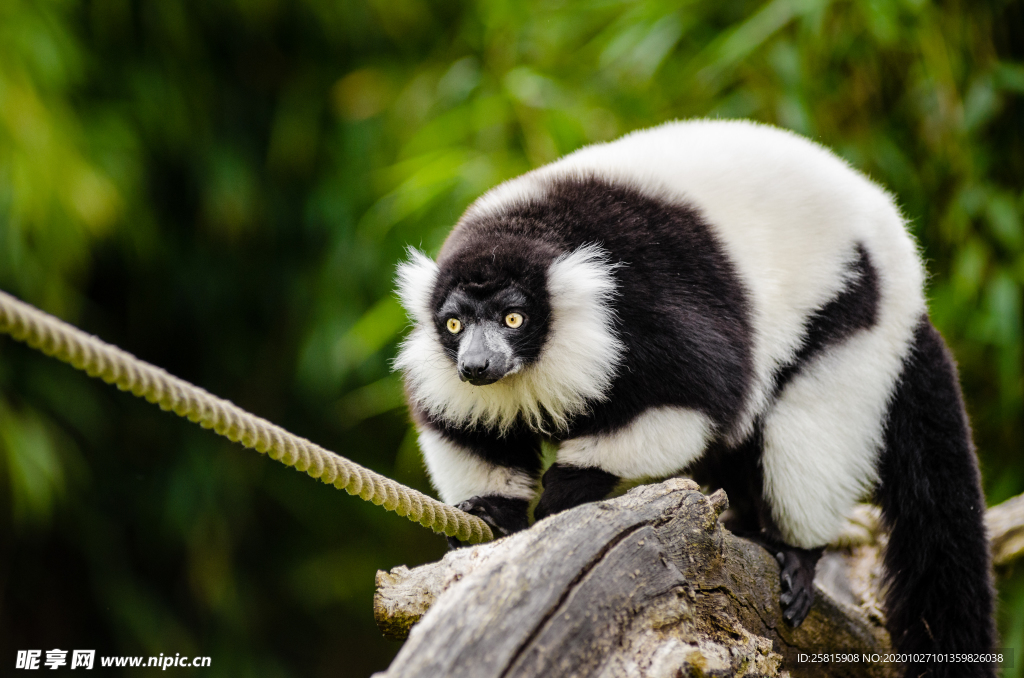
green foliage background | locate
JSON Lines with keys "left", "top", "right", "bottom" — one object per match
{"left": 1, "top": 0, "right": 1021, "bottom": 674}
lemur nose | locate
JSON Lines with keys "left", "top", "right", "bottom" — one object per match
{"left": 460, "top": 358, "right": 490, "bottom": 379}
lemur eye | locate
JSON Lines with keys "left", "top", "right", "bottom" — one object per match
{"left": 446, "top": 318, "right": 462, "bottom": 334}
{"left": 505, "top": 312, "right": 524, "bottom": 329}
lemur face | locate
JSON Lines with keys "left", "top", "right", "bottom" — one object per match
{"left": 433, "top": 282, "right": 547, "bottom": 386}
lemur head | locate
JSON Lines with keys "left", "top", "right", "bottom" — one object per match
{"left": 429, "top": 236, "right": 555, "bottom": 386}
{"left": 394, "top": 211, "right": 625, "bottom": 433}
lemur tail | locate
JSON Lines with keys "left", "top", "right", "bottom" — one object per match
{"left": 876, "top": 317, "right": 996, "bottom": 678}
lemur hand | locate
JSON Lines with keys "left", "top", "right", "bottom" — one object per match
{"left": 447, "top": 495, "right": 530, "bottom": 549}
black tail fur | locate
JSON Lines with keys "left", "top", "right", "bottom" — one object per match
{"left": 877, "top": 316, "right": 996, "bottom": 677}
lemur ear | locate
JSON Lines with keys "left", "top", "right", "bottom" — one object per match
{"left": 396, "top": 248, "right": 440, "bottom": 326}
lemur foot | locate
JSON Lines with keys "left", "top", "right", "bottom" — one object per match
{"left": 447, "top": 495, "right": 529, "bottom": 549}
{"left": 775, "top": 546, "right": 824, "bottom": 626}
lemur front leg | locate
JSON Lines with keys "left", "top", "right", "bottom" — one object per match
{"left": 413, "top": 410, "right": 541, "bottom": 548}
{"left": 534, "top": 463, "right": 620, "bottom": 521}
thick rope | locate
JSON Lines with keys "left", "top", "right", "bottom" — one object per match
{"left": 0, "top": 289, "right": 493, "bottom": 544}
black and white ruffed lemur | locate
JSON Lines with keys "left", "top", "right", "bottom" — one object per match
{"left": 393, "top": 120, "right": 995, "bottom": 676}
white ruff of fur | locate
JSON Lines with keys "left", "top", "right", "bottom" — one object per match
{"left": 395, "top": 248, "right": 440, "bottom": 326}
{"left": 394, "top": 245, "right": 626, "bottom": 435}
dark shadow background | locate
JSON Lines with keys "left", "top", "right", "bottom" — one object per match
{"left": 1, "top": 1, "right": 1022, "bottom": 675}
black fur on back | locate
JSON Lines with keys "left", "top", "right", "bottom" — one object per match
{"left": 440, "top": 175, "right": 755, "bottom": 439}
{"left": 877, "top": 316, "right": 995, "bottom": 676}
{"left": 773, "top": 243, "right": 879, "bottom": 397}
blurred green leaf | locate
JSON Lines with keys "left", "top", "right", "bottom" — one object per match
{"left": 335, "top": 373, "right": 405, "bottom": 428}
{"left": 0, "top": 404, "right": 65, "bottom": 525}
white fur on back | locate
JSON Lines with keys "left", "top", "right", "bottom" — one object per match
{"left": 558, "top": 406, "right": 715, "bottom": 479}
{"left": 395, "top": 245, "right": 626, "bottom": 434}
{"left": 418, "top": 429, "right": 536, "bottom": 503}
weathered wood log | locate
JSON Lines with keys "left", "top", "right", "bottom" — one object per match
{"left": 374, "top": 479, "right": 895, "bottom": 678}
{"left": 373, "top": 482, "right": 1024, "bottom": 677}
{"left": 988, "top": 493, "right": 1024, "bottom": 568}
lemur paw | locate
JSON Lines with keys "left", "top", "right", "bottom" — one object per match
{"left": 447, "top": 495, "right": 529, "bottom": 549}
{"left": 775, "top": 547, "right": 824, "bottom": 626}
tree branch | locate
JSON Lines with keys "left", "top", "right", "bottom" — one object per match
{"left": 988, "top": 493, "right": 1024, "bottom": 567}
{"left": 372, "top": 482, "right": 1023, "bottom": 677}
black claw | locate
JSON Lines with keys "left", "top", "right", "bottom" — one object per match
{"left": 771, "top": 545, "right": 824, "bottom": 627}
{"left": 787, "top": 591, "right": 812, "bottom": 626}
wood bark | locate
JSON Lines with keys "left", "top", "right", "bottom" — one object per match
{"left": 372, "top": 480, "right": 1022, "bottom": 677}
{"left": 988, "top": 493, "right": 1024, "bottom": 568}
